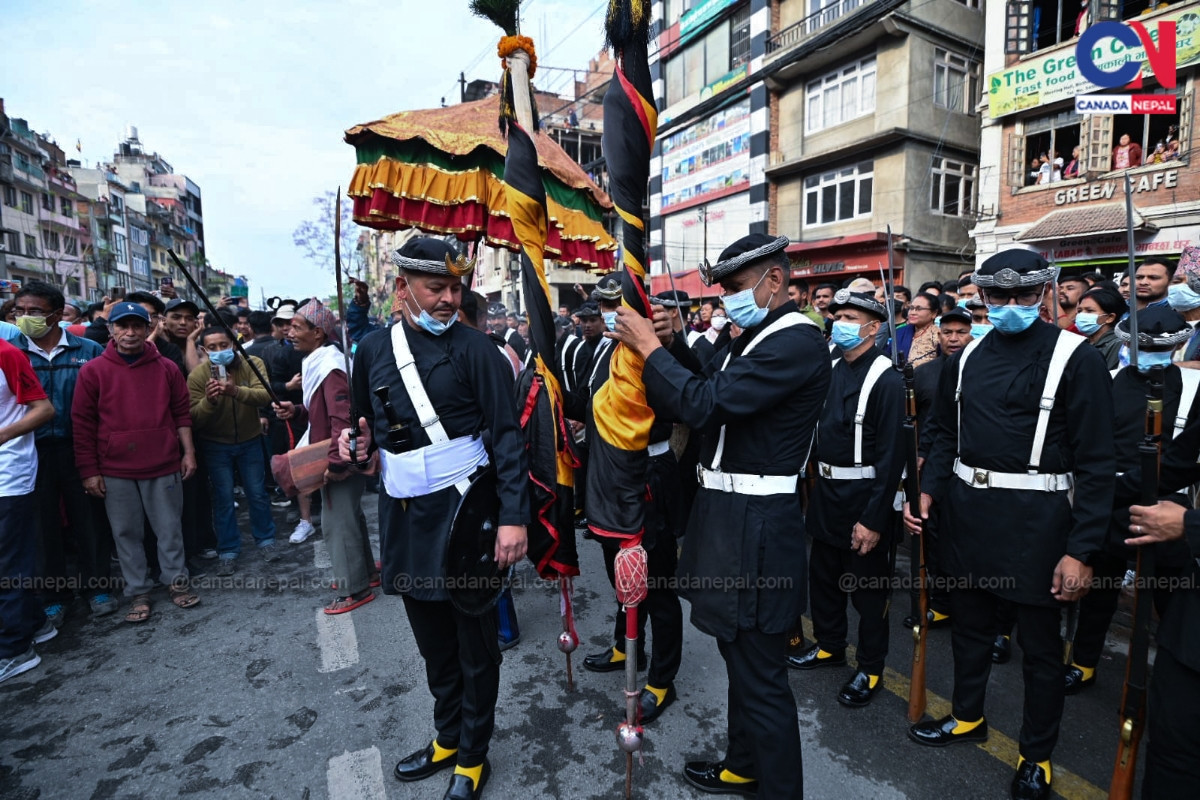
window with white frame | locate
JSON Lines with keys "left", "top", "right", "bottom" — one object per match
{"left": 934, "top": 49, "right": 980, "bottom": 114}
{"left": 133, "top": 255, "right": 150, "bottom": 276}
{"left": 114, "top": 232, "right": 127, "bottom": 264}
{"left": 931, "top": 158, "right": 977, "bottom": 216}
{"left": 806, "top": 57, "right": 876, "bottom": 133}
{"left": 804, "top": 161, "right": 873, "bottom": 226}
{"left": 132, "top": 227, "right": 149, "bottom": 246}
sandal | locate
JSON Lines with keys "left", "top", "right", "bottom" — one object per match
{"left": 324, "top": 590, "right": 374, "bottom": 616}
{"left": 125, "top": 595, "right": 152, "bottom": 624}
{"left": 170, "top": 587, "right": 201, "bottom": 609}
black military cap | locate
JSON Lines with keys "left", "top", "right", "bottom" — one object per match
{"left": 700, "top": 233, "right": 789, "bottom": 286}
{"left": 827, "top": 289, "right": 887, "bottom": 320}
{"left": 576, "top": 301, "right": 601, "bottom": 318}
{"left": 392, "top": 237, "right": 476, "bottom": 277}
{"left": 974, "top": 249, "right": 1058, "bottom": 289}
{"left": 1116, "top": 304, "right": 1192, "bottom": 349}
{"left": 594, "top": 274, "right": 623, "bottom": 301}
{"left": 652, "top": 289, "right": 690, "bottom": 308}
{"left": 488, "top": 302, "right": 507, "bottom": 317}
{"left": 938, "top": 307, "right": 973, "bottom": 327}
{"left": 554, "top": 315, "right": 574, "bottom": 330}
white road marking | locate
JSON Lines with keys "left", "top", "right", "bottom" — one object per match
{"left": 315, "top": 608, "right": 359, "bottom": 673}
{"left": 313, "top": 539, "right": 332, "bottom": 569}
{"left": 326, "top": 747, "right": 386, "bottom": 800}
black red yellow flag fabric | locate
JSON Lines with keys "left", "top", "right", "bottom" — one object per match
{"left": 587, "top": 0, "right": 658, "bottom": 543}
{"left": 505, "top": 120, "right": 580, "bottom": 579}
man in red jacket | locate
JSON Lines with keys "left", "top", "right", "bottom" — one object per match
{"left": 71, "top": 302, "right": 199, "bottom": 624}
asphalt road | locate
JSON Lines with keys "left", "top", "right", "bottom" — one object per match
{"left": 0, "top": 494, "right": 1136, "bottom": 800}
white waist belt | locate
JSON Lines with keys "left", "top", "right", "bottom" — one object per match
{"left": 954, "top": 458, "right": 1072, "bottom": 493}
{"left": 647, "top": 440, "right": 671, "bottom": 457}
{"left": 381, "top": 435, "right": 488, "bottom": 499}
{"left": 817, "top": 462, "right": 876, "bottom": 480}
{"left": 698, "top": 466, "right": 797, "bottom": 496}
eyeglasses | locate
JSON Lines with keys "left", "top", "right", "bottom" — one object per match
{"left": 909, "top": 305, "right": 934, "bottom": 313}
{"left": 982, "top": 288, "right": 1044, "bottom": 307}
{"left": 13, "top": 308, "right": 54, "bottom": 319}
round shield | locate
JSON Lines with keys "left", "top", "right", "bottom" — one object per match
{"left": 445, "top": 468, "right": 511, "bottom": 616}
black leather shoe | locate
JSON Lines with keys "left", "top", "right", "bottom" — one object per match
{"left": 992, "top": 634, "right": 1012, "bottom": 664}
{"left": 903, "top": 609, "right": 951, "bottom": 629}
{"left": 785, "top": 629, "right": 805, "bottom": 657}
{"left": 443, "top": 760, "right": 490, "bottom": 800}
{"left": 837, "top": 671, "right": 881, "bottom": 708}
{"left": 394, "top": 743, "right": 456, "bottom": 782}
{"left": 1063, "top": 665, "right": 1095, "bottom": 695}
{"left": 907, "top": 714, "right": 989, "bottom": 747}
{"left": 583, "top": 648, "right": 647, "bottom": 673}
{"left": 683, "top": 761, "right": 758, "bottom": 796}
{"left": 638, "top": 684, "right": 677, "bottom": 724}
{"left": 786, "top": 644, "right": 846, "bottom": 670}
{"left": 1010, "top": 760, "right": 1051, "bottom": 800}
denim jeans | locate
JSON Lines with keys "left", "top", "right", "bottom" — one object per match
{"left": 201, "top": 438, "right": 276, "bottom": 557}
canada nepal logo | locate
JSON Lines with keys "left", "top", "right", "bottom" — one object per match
{"left": 1075, "top": 21, "right": 1176, "bottom": 115}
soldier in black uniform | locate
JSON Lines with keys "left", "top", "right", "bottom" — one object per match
{"left": 1065, "top": 306, "right": 1196, "bottom": 695}
{"left": 1121, "top": 407, "right": 1200, "bottom": 799}
{"left": 341, "top": 237, "right": 528, "bottom": 800}
{"left": 608, "top": 233, "right": 831, "bottom": 799}
{"left": 906, "top": 250, "right": 1114, "bottom": 800}
{"left": 578, "top": 287, "right": 688, "bottom": 724}
{"left": 788, "top": 291, "right": 904, "bottom": 710}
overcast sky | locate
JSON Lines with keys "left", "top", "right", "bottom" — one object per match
{"left": 2, "top": 0, "right": 606, "bottom": 302}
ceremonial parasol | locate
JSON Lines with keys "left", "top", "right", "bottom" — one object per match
{"left": 344, "top": 94, "right": 617, "bottom": 270}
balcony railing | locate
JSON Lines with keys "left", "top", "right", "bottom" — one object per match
{"left": 767, "top": 0, "right": 873, "bottom": 54}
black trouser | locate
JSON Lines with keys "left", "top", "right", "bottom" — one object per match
{"left": 911, "top": 505, "right": 950, "bottom": 616}
{"left": 599, "top": 536, "right": 683, "bottom": 688}
{"left": 1144, "top": 646, "right": 1200, "bottom": 799}
{"left": 950, "top": 588, "right": 1064, "bottom": 761}
{"left": 809, "top": 537, "right": 891, "bottom": 675}
{"left": 717, "top": 629, "right": 803, "bottom": 799}
{"left": 1071, "top": 551, "right": 1126, "bottom": 669}
{"left": 402, "top": 595, "right": 501, "bottom": 768}
{"left": 34, "top": 438, "right": 110, "bottom": 601}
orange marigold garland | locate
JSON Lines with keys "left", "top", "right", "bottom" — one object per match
{"left": 498, "top": 35, "right": 537, "bottom": 78}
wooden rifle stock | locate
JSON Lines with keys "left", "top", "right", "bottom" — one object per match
{"left": 903, "top": 361, "right": 928, "bottom": 723}
{"left": 1109, "top": 365, "right": 1163, "bottom": 799}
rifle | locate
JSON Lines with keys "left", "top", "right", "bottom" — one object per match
{"left": 332, "top": 187, "right": 362, "bottom": 466}
{"left": 904, "top": 359, "right": 928, "bottom": 723}
{"left": 1109, "top": 173, "right": 1158, "bottom": 799}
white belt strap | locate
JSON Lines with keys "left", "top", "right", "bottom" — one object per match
{"left": 647, "top": 440, "right": 671, "bottom": 457}
{"left": 711, "top": 312, "right": 818, "bottom": 471}
{"left": 1029, "top": 331, "right": 1085, "bottom": 470}
{"left": 1175, "top": 367, "right": 1200, "bottom": 440}
{"left": 954, "top": 458, "right": 1073, "bottom": 493}
{"left": 854, "top": 355, "right": 893, "bottom": 467}
{"left": 817, "top": 462, "right": 876, "bottom": 480}
{"left": 390, "top": 322, "right": 472, "bottom": 495}
{"left": 588, "top": 337, "right": 614, "bottom": 393}
{"left": 698, "top": 466, "right": 798, "bottom": 495}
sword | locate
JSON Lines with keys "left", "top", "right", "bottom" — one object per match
{"left": 333, "top": 187, "right": 361, "bottom": 467}
{"left": 1124, "top": 174, "right": 1139, "bottom": 370}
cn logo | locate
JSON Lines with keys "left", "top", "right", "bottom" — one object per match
{"left": 1076, "top": 21, "right": 1176, "bottom": 90}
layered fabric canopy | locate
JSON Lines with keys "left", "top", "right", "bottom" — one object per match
{"left": 345, "top": 95, "right": 616, "bottom": 270}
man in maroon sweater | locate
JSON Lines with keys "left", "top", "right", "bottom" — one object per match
{"left": 71, "top": 302, "right": 199, "bottom": 623}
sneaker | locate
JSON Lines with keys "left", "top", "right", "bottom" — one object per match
{"left": 198, "top": 548, "right": 219, "bottom": 560}
{"left": 0, "top": 648, "right": 41, "bottom": 685}
{"left": 259, "top": 542, "right": 280, "bottom": 562}
{"left": 217, "top": 556, "right": 237, "bottom": 577}
{"left": 43, "top": 603, "right": 65, "bottom": 628}
{"left": 89, "top": 594, "right": 119, "bottom": 617}
{"left": 32, "top": 619, "right": 58, "bottom": 645}
{"left": 289, "top": 520, "right": 316, "bottom": 544}
{"left": 271, "top": 494, "right": 291, "bottom": 508}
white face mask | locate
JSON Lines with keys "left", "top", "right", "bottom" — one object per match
{"left": 710, "top": 315, "right": 728, "bottom": 331}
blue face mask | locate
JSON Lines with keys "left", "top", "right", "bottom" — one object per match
{"left": 1074, "top": 312, "right": 1103, "bottom": 335}
{"left": 956, "top": 297, "right": 970, "bottom": 308}
{"left": 406, "top": 295, "right": 456, "bottom": 336}
{"left": 723, "top": 270, "right": 771, "bottom": 329}
{"left": 603, "top": 311, "right": 618, "bottom": 332}
{"left": 970, "top": 323, "right": 991, "bottom": 339}
{"left": 1136, "top": 349, "right": 1175, "bottom": 372}
{"left": 986, "top": 303, "right": 1041, "bottom": 334}
{"left": 208, "top": 348, "right": 236, "bottom": 367}
{"left": 831, "top": 320, "right": 871, "bottom": 350}
{"left": 1168, "top": 282, "right": 1200, "bottom": 312}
